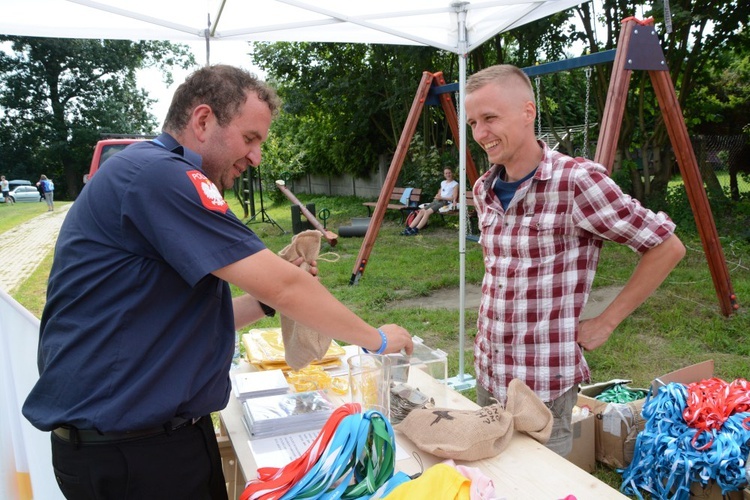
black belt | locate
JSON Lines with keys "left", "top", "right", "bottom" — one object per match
{"left": 53, "top": 416, "right": 202, "bottom": 444}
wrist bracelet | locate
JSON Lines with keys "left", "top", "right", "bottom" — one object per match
{"left": 363, "top": 329, "right": 388, "bottom": 355}
{"left": 258, "top": 301, "right": 276, "bottom": 318}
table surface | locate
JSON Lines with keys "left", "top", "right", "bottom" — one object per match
{"left": 220, "top": 347, "right": 628, "bottom": 500}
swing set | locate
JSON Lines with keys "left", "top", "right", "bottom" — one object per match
{"left": 350, "top": 17, "right": 739, "bottom": 317}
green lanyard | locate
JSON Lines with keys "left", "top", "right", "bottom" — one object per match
{"left": 595, "top": 384, "right": 647, "bottom": 403}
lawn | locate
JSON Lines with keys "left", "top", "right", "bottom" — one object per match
{"left": 0, "top": 199, "right": 65, "bottom": 232}
{"left": 6, "top": 190, "right": 750, "bottom": 496}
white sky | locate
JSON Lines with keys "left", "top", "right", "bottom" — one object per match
{"left": 136, "top": 40, "right": 266, "bottom": 126}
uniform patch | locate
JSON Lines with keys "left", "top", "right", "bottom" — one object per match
{"left": 186, "top": 170, "right": 228, "bottom": 214}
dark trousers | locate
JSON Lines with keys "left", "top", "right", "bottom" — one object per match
{"left": 51, "top": 416, "right": 228, "bottom": 500}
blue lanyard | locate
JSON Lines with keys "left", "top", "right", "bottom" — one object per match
{"left": 280, "top": 410, "right": 409, "bottom": 500}
{"left": 621, "top": 382, "right": 750, "bottom": 499}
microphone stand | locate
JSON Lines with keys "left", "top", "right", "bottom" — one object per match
{"left": 245, "top": 166, "right": 285, "bottom": 233}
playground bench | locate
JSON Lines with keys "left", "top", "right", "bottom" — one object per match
{"left": 362, "top": 187, "right": 422, "bottom": 223}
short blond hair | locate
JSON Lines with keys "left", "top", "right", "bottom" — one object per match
{"left": 466, "top": 64, "right": 535, "bottom": 102}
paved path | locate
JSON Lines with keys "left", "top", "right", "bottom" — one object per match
{"left": 0, "top": 204, "right": 71, "bottom": 294}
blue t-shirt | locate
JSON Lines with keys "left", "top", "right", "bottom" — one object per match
{"left": 492, "top": 167, "right": 537, "bottom": 211}
{"left": 23, "top": 133, "right": 266, "bottom": 432}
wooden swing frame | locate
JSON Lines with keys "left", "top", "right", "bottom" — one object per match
{"left": 350, "top": 17, "right": 739, "bottom": 316}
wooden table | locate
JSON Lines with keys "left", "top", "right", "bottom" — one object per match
{"left": 220, "top": 348, "right": 628, "bottom": 500}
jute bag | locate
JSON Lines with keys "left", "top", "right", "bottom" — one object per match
{"left": 277, "top": 230, "right": 332, "bottom": 370}
{"left": 394, "top": 379, "right": 553, "bottom": 461}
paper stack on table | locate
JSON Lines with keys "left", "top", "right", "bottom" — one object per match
{"left": 241, "top": 390, "right": 336, "bottom": 439}
{"left": 232, "top": 369, "right": 290, "bottom": 400}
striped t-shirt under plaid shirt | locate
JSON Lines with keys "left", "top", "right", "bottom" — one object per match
{"left": 472, "top": 142, "right": 676, "bottom": 404}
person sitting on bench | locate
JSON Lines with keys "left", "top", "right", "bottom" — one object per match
{"left": 402, "top": 167, "right": 458, "bottom": 236}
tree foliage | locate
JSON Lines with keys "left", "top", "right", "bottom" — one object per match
{"left": 575, "top": 0, "right": 749, "bottom": 202}
{"left": 0, "top": 37, "right": 194, "bottom": 198}
{"left": 251, "top": 42, "right": 460, "bottom": 181}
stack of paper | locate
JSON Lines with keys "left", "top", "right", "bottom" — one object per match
{"left": 232, "top": 369, "right": 290, "bottom": 400}
{"left": 242, "top": 390, "right": 335, "bottom": 439}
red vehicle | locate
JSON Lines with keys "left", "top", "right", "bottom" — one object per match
{"left": 83, "top": 137, "right": 149, "bottom": 184}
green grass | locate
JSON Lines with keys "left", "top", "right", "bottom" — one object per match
{"left": 7, "top": 191, "right": 750, "bottom": 497}
{"left": 0, "top": 200, "right": 67, "bottom": 232}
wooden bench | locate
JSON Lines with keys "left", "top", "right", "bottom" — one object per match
{"left": 362, "top": 187, "right": 422, "bottom": 223}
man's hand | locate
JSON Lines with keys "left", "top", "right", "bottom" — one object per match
{"left": 290, "top": 256, "right": 318, "bottom": 278}
{"left": 576, "top": 316, "right": 614, "bottom": 351}
{"left": 378, "top": 324, "right": 414, "bottom": 355}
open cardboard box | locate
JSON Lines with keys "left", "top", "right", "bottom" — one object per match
{"left": 577, "top": 379, "right": 648, "bottom": 469}
{"left": 566, "top": 396, "right": 596, "bottom": 473}
{"left": 688, "top": 480, "right": 744, "bottom": 500}
{"left": 579, "top": 360, "right": 719, "bottom": 470}
{"left": 650, "top": 359, "right": 714, "bottom": 394}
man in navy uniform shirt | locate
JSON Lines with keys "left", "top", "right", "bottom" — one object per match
{"left": 23, "top": 65, "right": 413, "bottom": 499}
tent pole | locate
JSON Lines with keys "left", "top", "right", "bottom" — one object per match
{"left": 447, "top": 1, "right": 475, "bottom": 391}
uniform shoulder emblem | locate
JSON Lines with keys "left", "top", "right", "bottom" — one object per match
{"left": 186, "top": 170, "right": 228, "bottom": 214}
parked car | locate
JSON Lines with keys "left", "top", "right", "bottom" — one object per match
{"left": 8, "top": 179, "right": 32, "bottom": 191}
{"left": 9, "top": 185, "right": 43, "bottom": 203}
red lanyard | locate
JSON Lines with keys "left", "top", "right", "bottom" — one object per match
{"left": 683, "top": 377, "right": 750, "bottom": 450}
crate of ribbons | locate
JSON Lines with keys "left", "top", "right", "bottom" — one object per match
{"left": 577, "top": 378, "right": 650, "bottom": 469}
{"left": 621, "top": 360, "right": 750, "bottom": 500}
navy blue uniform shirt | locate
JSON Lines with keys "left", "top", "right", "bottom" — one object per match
{"left": 23, "top": 133, "right": 266, "bottom": 432}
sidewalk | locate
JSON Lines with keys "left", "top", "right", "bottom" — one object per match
{"left": 0, "top": 204, "right": 71, "bottom": 294}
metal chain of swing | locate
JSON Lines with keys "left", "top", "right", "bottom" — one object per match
{"left": 583, "top": 66, "right": 592, "bottom": 158}
{"left": 534, "top": 68, "right": 593, "bottom": 157}
{"left": 535, "top": 75, "right": 542, "bottom": 138}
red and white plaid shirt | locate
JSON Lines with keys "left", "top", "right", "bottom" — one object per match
{"left": 473, "top": 142, "right": 676, "bottom": 403}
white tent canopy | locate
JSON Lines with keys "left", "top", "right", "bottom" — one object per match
{"left": 2, "top": 0, "right": 580, "bottom": 54}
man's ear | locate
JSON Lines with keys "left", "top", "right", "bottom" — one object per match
{"left": 523, "top": 100, "right": 536, "bottom": 125}
{"left": 190, "top": 104, "right": 213, "bottom": 142}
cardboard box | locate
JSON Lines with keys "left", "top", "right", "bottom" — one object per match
{"left": 688, "top": 480, "right": 743, "bottom": 500}
{"left": 579, "top": 360, "right": 718, "bottom": 470}
{"left": 577, "top": 379, "right": 648, "bottom": 469}
{"left": 651, "top": 359, "right": 715, "bottom": 394}
{"left": 565, "top": 397, "right": 596, "bottom": 473}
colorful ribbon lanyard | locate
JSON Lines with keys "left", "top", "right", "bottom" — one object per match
{"left": 594, "top": 384, "right": 647, "bottom": 404}
{"left": 241, "top": 403, "right": 410, "bottom": 500}
{"left": 620, "top": 381, "right": 750, "bottom": 500}
{"left": 683, "top": 377, "right": 750, "bottom": 450}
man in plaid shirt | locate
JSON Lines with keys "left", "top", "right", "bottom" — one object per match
{"left": 465, "top": 65, "right": 686, "bottom": 456}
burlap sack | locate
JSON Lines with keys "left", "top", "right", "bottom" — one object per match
{"left": 277, "top": 230, "right": 332, "bottom": 370}
{"left": 394, "top": 378, "right": 553, "bottom": 461}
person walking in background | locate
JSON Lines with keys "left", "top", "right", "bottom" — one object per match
{"left": 465, "top": 64, "right": 685, "bottom": 458}
{"left": 23, "top": 64, "right": 413, "bottom": 500}
{"left": 37, "top": 174, "right": 54, "bottom": 210}
{"left": 1, "top": 175, "right": 13, "bottom": 204}
{"left": 36, "top": 179, "right": 45, "bottom": 202}
{"left": 401, "top": 167, "right": 458, "bottom": 236}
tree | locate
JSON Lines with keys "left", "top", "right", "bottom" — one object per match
{"left": 0, "top": 37, "right": 194, "bottom": 199}
{"left": 576, "top": 0, "right": 749, "bottom": 202}
{"left": 251, "top": 42, "right": 458, "bottom": 180}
